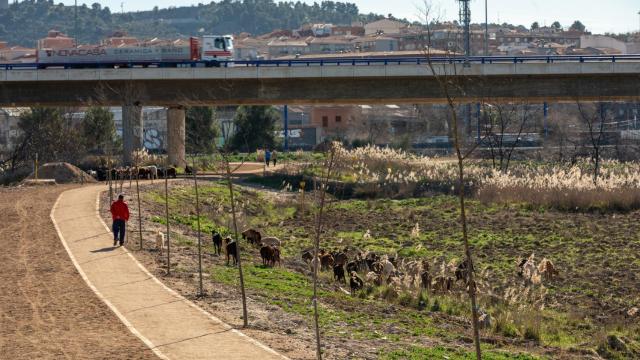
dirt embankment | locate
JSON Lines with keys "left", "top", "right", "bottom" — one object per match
{"left": 0, "top": 185, "right": 156, "bottom": 360}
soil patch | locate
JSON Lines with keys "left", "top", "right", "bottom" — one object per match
{"left": 26, "top": 162, "right": 96, "bottom": 184}
{"left": 0, "top": 185, "right": 156, "bottom": 360}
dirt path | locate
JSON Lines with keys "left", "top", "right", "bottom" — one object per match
{"left": 0, "top": 185, "right": 156, "bottom": 360}
{"left": 51, "top": 184, "right": 288, "bottom": 360}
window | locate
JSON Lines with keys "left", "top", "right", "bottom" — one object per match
{"left": 335, "top": 116, "right": 342, "bottom": 123}
{"left": 214, "top": 38, "right": 225, "bottom": 49}
{"left": 322, "top": 116, "right": 328, "bottom": 127}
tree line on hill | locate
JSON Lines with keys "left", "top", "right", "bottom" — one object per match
{"left": 0, "top": 0, "right": 386, "bottom": 47}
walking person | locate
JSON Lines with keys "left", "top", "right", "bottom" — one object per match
{"left": 272, "top": 149, "right": 277, "bottom": 167}
{"left": 110, "top": 194, "right": 130, "bottom": 247}
{"left": 265, "top": 149, "right": 271, "bottom": 167}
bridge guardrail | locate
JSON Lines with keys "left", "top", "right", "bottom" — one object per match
{"left": 3, "top": 55, "right": 640, "bottom": 70}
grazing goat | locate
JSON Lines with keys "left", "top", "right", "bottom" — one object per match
{"left": 432, "top": 276, "right": 453, "bottom": 293}
{"left": 332, "top": 252, "right": 348, "bottom": 267}
{"left": 455, "top": 259, "right": 472, "bottom": 284}
{"left": 346, "top": 260, "right": 359, "bottom": 275}
{"left": 320, "top": 253, "right": 334, "bottom": 271}
{"left": 224, "top": 238, "right": 237, "bottom": 266}
{"left": 478, "top": 312, "right": 492, "bottom": 329}
{"left": 149, "top": 166, "right": 158, "bottom": 180}
{"left": 350, "top": 271, "right": 364, "bottom": 293}
{"left": 155, "top": 232, "right": 167, "bottom": 254}
{"left": 537, "top": 258, "right": 558, "bottom": 281}
{"left": 420, "top": 270, "right": 432, "bottom": 290}
{"left": 301, "top": 250, "right": 314, "bottom": 263}
{"left": 365, "top": 271, "right": 382, "bottom": 286}
{"left": 333, "top": 264, "right": 346, "bottom": 283}
{"left": 260, "top": 245, "right": 276, "bottom": 267}
{"left": 521, "top": 253, "right": 541, "bottom": 285}
{"left": 261, "top": 236, "right": 281, "bottom": 248}
{"left": 211, "top": 231, "right": 222, "bottom": 256}
{"left": 242, "top": 229, "right": 262, "bottom": 246}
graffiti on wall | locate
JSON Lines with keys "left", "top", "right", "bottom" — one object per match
{"left": 144, "top": 129, "right": 164, "bottom": 150}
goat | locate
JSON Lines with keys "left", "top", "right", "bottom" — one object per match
{"left": 349, "top": 271, "right": 364, "bottom": 293}
{"left": 261, "top": 236, "right": 281, "bottom": 248}
{"left": 301, "top": 249, "right": 314, "bottom": 263}
{"left": 365, "top": 271, "right": 382, "bottom": 286}
{"left": 333, "top": 264, "right": 346, "bottom": 283}
{"left": 211, "top": 231, "right": 222, "bottom": 256}
{"left": 537, "top": 258, "right": 558, "bottom": 281}
{"left": 432, "top": 275, "right": 453, "bottom": 293}
{"left": 224, "top": 237, "right": 237, "bottom": 266}
{"left": 260, "top": 245, "right": 276, "bottom": 267}
{"left": 320, "top": 253, "right": 334, "bottom": 271}
{"left": 155, "top": 231, "right": 167, "bottom": 254}
{"left": 242, "top": 229, "right": 262, "bottom": 246}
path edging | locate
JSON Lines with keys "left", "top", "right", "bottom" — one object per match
{"left": 93, "top": 190, "right": 289, "bottom": 360}
{"left": 50, "top": 190, "right": 170, "bottom": 360}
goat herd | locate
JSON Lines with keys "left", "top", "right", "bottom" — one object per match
{"left": 88, "top": 165, "right": 179, "bottom": 182}
{"left": 157, "top": 226, "right": 559, "bottom": 299}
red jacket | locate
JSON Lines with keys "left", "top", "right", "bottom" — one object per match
{"left": 110, "top": 200, "right": 130, "bottom": 221}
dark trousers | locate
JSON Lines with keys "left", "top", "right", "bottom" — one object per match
{"left": 112, "top": 220, "right": 126, "bottom": 245}
{"left": 273, "top": 158, "right": 277, "bottom": 166}
{"left": 265, "top": 158, "right": 271, "bottom": 167}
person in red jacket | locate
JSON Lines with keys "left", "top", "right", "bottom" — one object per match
{"left": 110, "top": 194, "right": 130, "bottom": 246}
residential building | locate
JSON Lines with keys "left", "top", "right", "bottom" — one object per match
{"left": 267, "top": 37, "right": 309, "bottom": 58}
{"left": 331, "top": 26, "right": 365, "bottom": 37}
{"left": 353, "top": 35, "right": 398, "bottom": 52}
{"left": 311, "top": 106, "right": 360, "bottom": 139}
{"left": 307, "top": 36, "right": 354, "bottom": 53}
{"left": 0, "top": 0, "right": 8, "bottom": 10}
{"left": 311, "top": 24, "right": 334, "bottom": 37}
{"left": 102, "top": 32, "right": 139, "bottom": 47}
{"left": 580, "top": 35, "right": 638, "bottom": 54}
{"left": 0, "top": 45, "right": 37, "bottom": 63}
{"left": 364, "top": 19, "right": 406, "bottom": 36}
{"left": 38, "top": 30, "right": 75, "bottom": 49}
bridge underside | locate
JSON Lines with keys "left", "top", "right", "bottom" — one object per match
{"left": 1, "top": 74, "right": 640, "bottom": 107}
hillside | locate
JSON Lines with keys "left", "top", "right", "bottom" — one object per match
{"left": 0, "top": 0, "right": 385, "bottom": 47}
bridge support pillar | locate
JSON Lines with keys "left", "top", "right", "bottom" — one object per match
{"left": 122, "top": 104, "right": 143, "bottom": 166}
{"left": 167, "top": 106, "right": 186, "bottom": 168}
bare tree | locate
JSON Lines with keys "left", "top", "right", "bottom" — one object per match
{"left": 482, "top": 103, "right": 532, "bottom": 172}
{"left": 310, "top": 143, "right": 339, "bottom": 360}
{"left": 420, "top": 1, "right": 482, "bottom": 358}
{"left": 577, "top": 101, "right": 608, "bottom": 184}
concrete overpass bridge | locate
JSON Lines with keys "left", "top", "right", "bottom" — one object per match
{"left": 2, "top": 55, "right": 640, "bottom": 164}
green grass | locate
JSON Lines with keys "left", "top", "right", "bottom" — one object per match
{"left": 141, "top": 178, "right": 640, "bottom": 355}
{"left": 381, "top": 345, "right": 542, "bottom": 360}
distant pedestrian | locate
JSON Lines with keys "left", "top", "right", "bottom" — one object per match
{"left": 110, "top": 194, "right": 130, "bottom": 247}
{"left": 265, "top": 149, "right": 271, "bottom": 167}
{"left": 272, "top": 150, "right": 277, "bottom": 167}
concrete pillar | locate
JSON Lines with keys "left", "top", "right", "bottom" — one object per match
{"left": 167, "top": 106, "right": 186, "bottom": 167}
{"left": 122, "top": 104, "right": 143, "bottom": 165}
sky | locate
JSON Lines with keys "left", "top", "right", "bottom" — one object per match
{"left": 52, "top": 0, "right": 639, "bottom": 35}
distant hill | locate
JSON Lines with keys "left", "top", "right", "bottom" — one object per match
{"left": 0, "top": 0, "right": 387, "bottom": 47}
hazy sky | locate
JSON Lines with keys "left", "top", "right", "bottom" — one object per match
{"left": 54, "top": 0, "right": 639, "bottom": 34}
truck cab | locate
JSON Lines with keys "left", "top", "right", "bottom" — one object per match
{"left": 201, "top": 35, "right": 234, "bottom": 62}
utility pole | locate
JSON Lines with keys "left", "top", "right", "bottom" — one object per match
{"left": 457, "top": 0, "right": 471, "bottom": 58}
{"left": 484, "top": 0, "right": 489, "bottom": 56}
{"left": 74, "top": 0, "right": 78, "bottom": 48}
